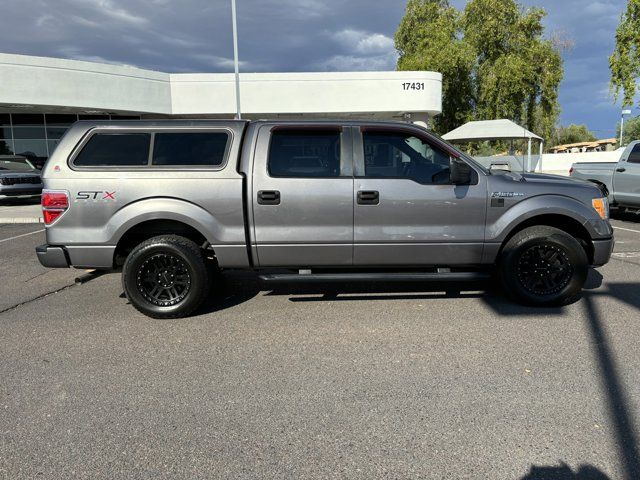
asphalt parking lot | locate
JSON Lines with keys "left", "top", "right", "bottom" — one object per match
{"left": 1, "top": 214, "right": 640, "bottom": 479}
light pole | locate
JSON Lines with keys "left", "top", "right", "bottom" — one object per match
{"left": 231, "top": 0, "right": 241, "bottom": 120}
{"left": 620, "top": 108, "right": 632, "bottom": 147}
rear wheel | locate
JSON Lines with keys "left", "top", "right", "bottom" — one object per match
{"left": 123, "top": 235, "right": 212, "bottom": 318}
{"left": 499, "top": 226, "right": 588, "bottom": 306}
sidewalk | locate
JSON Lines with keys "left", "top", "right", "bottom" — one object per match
{"left": 0, "top": 199, "right": 43, "bottom": 223}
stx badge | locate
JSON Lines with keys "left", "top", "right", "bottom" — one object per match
{"left": 76, "top": 191, "right": 116, "bottom": 201}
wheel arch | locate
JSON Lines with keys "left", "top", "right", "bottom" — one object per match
{"left": 497, "top": 214, "right": 594, "bottom": 264}
{"left": 114, "top": 219, "right": 210, "bottom": 267}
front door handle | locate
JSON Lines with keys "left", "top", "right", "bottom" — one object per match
{"left": 257, "top": 190, "right": 280, "bottom": 205}
{"left": 357, "top": 190, "right": 379, "bottom": 205}
{"left": 616, "top": 167, "right": 626, "bottom": 173}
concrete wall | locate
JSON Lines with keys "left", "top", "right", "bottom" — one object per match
{"left": 538, "top": 151, "right": 622, "bottom": 176}
{"left": 474, "top": 150, "right": 622, "bottom": 176}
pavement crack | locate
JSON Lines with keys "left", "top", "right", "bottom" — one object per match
{"left": 0, "top": 283, "right": 77, "bottom": 315}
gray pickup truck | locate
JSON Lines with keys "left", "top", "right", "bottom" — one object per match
{"left": 570, "top": 140, "right": 640, "bottom": 212}
{"left": 36, "top": 120, "right": 613, "bottom": 318}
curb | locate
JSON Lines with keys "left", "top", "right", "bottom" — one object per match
{"left": 0, "top": 217, "right": 44, "bottom": 224}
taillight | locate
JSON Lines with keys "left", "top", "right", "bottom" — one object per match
{"left": 42, "top": 189, "right": 69, "bottom": 225}
{"left": 569, "top": 167, "right": 574, "bottom": 175}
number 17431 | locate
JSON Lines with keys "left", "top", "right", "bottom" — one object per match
{"left": 402, "top": 82, "right": 425, "bottom": 90}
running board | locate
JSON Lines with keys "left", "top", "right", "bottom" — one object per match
{"left": 259, "top": 271, "right": 490, "bottom": 283}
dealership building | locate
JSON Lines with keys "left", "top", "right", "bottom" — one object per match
{"left": 0, "top": 53, "right": 442, "bottom": 164}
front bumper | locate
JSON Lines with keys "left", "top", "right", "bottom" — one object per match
{"left": 592, "top": 237, "right": 614, "bottom": 267}
{"left": 36, "top": 244, "right": 70, "bottom": 268}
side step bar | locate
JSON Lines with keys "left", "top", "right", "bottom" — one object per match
{"left": 259, "top": 271, "right": 490, "bottom": 283}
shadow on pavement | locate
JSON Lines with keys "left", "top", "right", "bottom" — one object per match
{"left": 581, "top": 293, "right": 640, "bottom": 479}
{"left": 612, "top": 211, "right": 640, "bottom": 223}
{"left": 0, "top": 197, "right": 41, "bottom": 206}
{"left": 520, "top": 462, "right": 611, "bottom": 479}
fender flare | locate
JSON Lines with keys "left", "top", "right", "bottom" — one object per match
{"left": 487, "top": 194, "right": 600, "bottom": 243}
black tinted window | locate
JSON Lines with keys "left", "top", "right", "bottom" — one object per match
{"left": 268, "top": 130, "right": 340, "bottom": 177}
{"left": 628, "top": 144, "right": 640, "bottom": 164}
{"left": 152, "top": 132, "right": 229, "bottom": 166}
{"left": 74, "top": 133, "right": 150, "bottom": 166}
{"left": 363, "top": 132, "right": 451, "bottom": 184}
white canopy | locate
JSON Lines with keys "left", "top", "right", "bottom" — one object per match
{"left": 442, "top": 119, "right": 542, "bottom": 142}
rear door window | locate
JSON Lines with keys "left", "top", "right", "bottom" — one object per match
{"left": 268, "top": 130, "right": 341, "bottom": 178}
{"left": 74, "top": 133, "right": 150, "bottom": 167}
{"left": 152, "top": 132, "right": 229, "bottom": 167}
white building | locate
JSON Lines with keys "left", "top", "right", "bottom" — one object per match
{"left": 0, "top": 53, "right": 442, "bottom": 163}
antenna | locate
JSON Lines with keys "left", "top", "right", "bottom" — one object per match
{"left": 231, "top": 0, "right": 241, "bottom": 120}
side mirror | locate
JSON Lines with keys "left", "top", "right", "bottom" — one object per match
{"left": 450, "top": 158, "right": 472, "bottom": 185}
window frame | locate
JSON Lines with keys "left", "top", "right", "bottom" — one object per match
{"left": 266, "top": 126, "right": 347, "bottom": 179}
{"left": 68, "top": 127, "right": 234, "bottom": 171}
{"left": 356, "top": 125, "right": 479, "bottom": 186}
{"left": 626, "top": 143, "right": 640, "bottom": 164}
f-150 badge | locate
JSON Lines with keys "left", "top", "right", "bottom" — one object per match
{"left": 491, "top": 192, "right": 525, "bottom": 198}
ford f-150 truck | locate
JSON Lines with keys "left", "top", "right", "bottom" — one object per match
{"left": 570, "top": 140, "right": 640, "bottom": 212}
{"left": 36, "top": 120, "right": 614, "bottom": 318}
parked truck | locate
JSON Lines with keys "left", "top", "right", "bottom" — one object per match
{"left": 570, "top": 140, "right": 640, "bottom": 212}
{"left": 36, "top": 120, "right": 613, "bottom": 318}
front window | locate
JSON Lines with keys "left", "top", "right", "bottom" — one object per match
{"left": 628, "top": 144, "right": 640, "bottom": 164}
{"left": 362, "top": 131, "right": 451, "bottom": 184}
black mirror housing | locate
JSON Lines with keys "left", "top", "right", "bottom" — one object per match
{"left": 450, "top": 158, "right": 472, "bottom": 185}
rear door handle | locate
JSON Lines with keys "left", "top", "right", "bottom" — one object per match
{"left": 616, "top": 167, "right": 626, "bottom": 172}
{"left": 357, "top": 190, "right": 379, "bottom": 205}
{"left": 257, "top": 190, "right": 280, "bottom": 205}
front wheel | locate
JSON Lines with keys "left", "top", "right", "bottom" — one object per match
{"left": 499, "top": 226, "right": 588, "bottom": 306}
{"left": 122, "top": 235, "right": 212, "bottom": 319}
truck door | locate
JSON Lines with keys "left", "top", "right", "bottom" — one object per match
{"left": 352, "top": 126, "right": 487, "bottom": 266}
{"left": 251, "top": 125, "right": 354, "bottom": 267}
{"left": 613, "top": 142, "right": 640, "bottom": 207}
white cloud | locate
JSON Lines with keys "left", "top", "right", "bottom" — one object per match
{"left": 316, "top": 29, "right": 397, "bottom": 71}
{"left": 333, "top": 29, "right": 395, "bottom": 55}
{"left": 583, "top": 1, "right": 619, "bottom": 16}
{"left": 317, "top": 52, "right": 397, "bottom": 72}
{"left": 69, "top": 0, "right": 149, "bottom": 26}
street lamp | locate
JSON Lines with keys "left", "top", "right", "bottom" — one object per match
{"left": 231, "top": 0, "right": 241, "bottom": 120}
{"left": 620, "top": 108, "right": 632, "bottom": 147}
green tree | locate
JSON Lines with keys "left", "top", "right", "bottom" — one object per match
{"left": 610, "top": 0, "right": 640, "bottom": 107}
{"left": 553, "top": 124, "right": 597, "bottom": 146}
{"left": 617, "top": 115, "right": 640, "bottom": 145}
{"left": 395, "top": 0, "right": 563, "bottom": 142}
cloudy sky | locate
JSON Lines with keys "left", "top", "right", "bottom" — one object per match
{"left": 1, "top": 0, "right": 633, "bottom": 137}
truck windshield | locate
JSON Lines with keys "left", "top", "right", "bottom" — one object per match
{"left": 0, "top": 158, "right": 35, "bottom": 171}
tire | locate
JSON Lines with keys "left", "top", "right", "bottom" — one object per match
{"left": 499, "top": 226, "right": 588, "bottom": 306}
{"left": 122, "top": 235, "right": 212, "bottom": 319}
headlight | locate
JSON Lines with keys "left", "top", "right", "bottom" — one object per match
{"left": 592, "top": 197, "right": 609, "bottom": 220}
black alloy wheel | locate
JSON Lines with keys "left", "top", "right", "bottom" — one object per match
{"left": 136, "top": 253, "right": 192, "bottom": 307}
{"left": 123, "top": 235, "right": 213, "bottom": 318}
{"left": 499, "top": 225, "right": 588, "bottom": 306}
{"left": 516, "top": 244, "right": 573, "bottom": 296}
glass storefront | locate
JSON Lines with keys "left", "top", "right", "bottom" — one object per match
{"left": 0, "top": 113, "right": 140, "bottom": 167}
